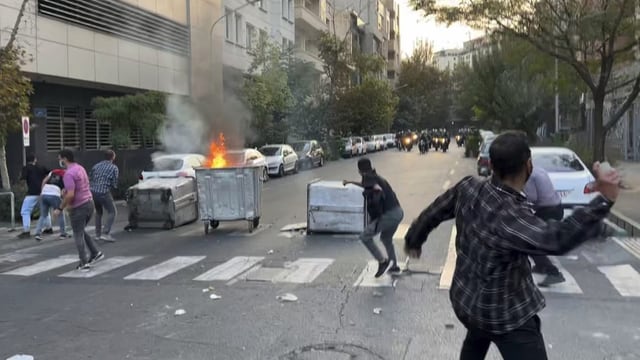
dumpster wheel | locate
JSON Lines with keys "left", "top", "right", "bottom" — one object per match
{"left": 249, "top": 217, "right": 260, "bottom": 232}
{"left": 204, "top": 220, "right": 220, "bottom": 234}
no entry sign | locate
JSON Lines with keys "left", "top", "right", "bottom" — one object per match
{"left": 22, "top": 116, "right": 29, "bottom": 147}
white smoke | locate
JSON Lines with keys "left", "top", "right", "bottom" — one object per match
{"left": 160, "top": 95, "right": 207, "bottom": 154}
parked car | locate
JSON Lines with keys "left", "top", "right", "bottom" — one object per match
{"left": 364, "top": 136, "right": 377, "bottom": 152}
{"left": 290, "top": 140, "right": 325, "bottom": 168}
{"left": 260, "top": 144, "right": 299, "bottom": 177}
{"left": 477, "top": 135, "right": 496, "bottom": 177}
{"left": 531, "top": 147, "right": 598, "bottom": 213}
{"left": 375, "top": 135, "right": 386, "bottom": 151}
{"left": 385, "top": 134, "right": 395, "bottom": 149}
{"left": 226, "top": 148, "right": 269, "bottom": 181}
{"left": 342, "top": 138, "right": 358, "bottom": 158}
{"left": 353, "top": 136, "right": 366, "bottom": 155}
{"left": 140, "top": 153, "right": 205, "bottom": 181}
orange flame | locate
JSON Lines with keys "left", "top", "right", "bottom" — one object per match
{"left": 205, "top": 133, "right": 228, "bottom": 168}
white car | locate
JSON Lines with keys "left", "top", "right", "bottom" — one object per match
{"left": 364, "top": 136, "right": 377, "bottom": 152}
{"left": 375, "top": 135, "right": 386, "bottom": 151}
{"left": 342, "top": 138, "right": 358, "bottom": 158}
{"left": 353, "top": 137, "right": 366, "bottom": 155}
{"left": 226, "top": 148, "right": 269, "bottom": 181}
{"left": 531, "top": 147, "right": 598, "bottom": 215}
{"left": 385, "top": 134, "right": 395, "bottom": 148}
{"left": 260, "top": 144, "right": 299, "bottom": 177}
{"left": 140, "top": 153, "right": 205, "bottom": 181}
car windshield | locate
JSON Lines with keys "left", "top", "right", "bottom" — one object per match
{"left": 260, "top": 146, "right": 281, "bottom": 156}
{"left": 533, "top": 152, "right": 585, "bottom": 172}
{"left": 150, "top": 158, "right": 184, "bottom": 171}
{"left": 291, "top": 142, "right": 310, "bottom": 152}
{"left": 480, "top": 139, "right": 495, "bottom": 155}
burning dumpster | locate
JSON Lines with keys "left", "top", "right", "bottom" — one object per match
{"left": 195, "top": 133, "right": 263, "bottom": 234}
{"left": 126, "top": 177, "right": 199, "bottom": 230}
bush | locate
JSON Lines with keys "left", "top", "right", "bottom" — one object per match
{"left": 465, "top": 131, "right": 481, "bottom": 158}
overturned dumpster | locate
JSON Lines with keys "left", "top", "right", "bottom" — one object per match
{"left": 126, "top": 177, "right": 199, "bottom": 230}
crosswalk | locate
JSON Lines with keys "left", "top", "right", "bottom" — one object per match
{"left": 1, "top": 251, "right": 639, "bottom": 299}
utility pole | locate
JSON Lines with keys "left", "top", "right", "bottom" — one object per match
{"left": 554, "top": 57, "right": 560, "bottom": 134}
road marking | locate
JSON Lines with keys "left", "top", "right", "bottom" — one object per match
{"left": 2, "top": 255, "right": 77, "bottom": 276}
{"left": 393, "top": 223, "right": 410, "bottom": 241}
{"left": 449, "top": 169, "right": 455, "bottom": 175}
{"left": 598, "top": 264, "right": 640, "bottom": 297}
{"left": 442, "top": 180, "right": 451, "bottom": 190}
{"left": 532, "top": 259, "right": 582, "bottom": 294}
{"left": 61, "top": 256, "right": 143, "bottom": 278}
{"left": 612, "top": 237, "right": 640, "bottom": 261}
{"left": 439, "top": 226, "right": 457, "bottom": 290}
{"left": 125, "top": 256, "right": 205, "bottom": 281}
{"left": 353, "top": 260, "right": 394, "bottom": 287}
{"left": 273, "top": 258, "right": 334, "bottom": 283}
{"left": 0, "top": 253, "right": 39, "bottom": 264}
{"left": 455, "top": 161, "right": 459, "bottom": 165}
{"left": 193, "top": 256, "right": 263, "bottom": 281}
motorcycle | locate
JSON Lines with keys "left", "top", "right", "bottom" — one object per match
{"left": 418, "top": 138, "right": 428, "bottom": 154}
{"left": 402, "top": 136, "right": 413, "bottom": 152}
{"left": 432, "top": 138, "right": 440, "bottom": 151}
{"left": 455, "top": 135, "right": 464, "bottom": 147}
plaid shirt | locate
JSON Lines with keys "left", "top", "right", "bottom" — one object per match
{"left": 89, "top": 160, "right": 119, "bottom": 194}
{"left": 405, "top": 176, "right": 613, "bottom": 334}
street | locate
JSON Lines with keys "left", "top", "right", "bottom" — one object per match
{"left": 1, "top": 146, "right": 639, "bottom": 360}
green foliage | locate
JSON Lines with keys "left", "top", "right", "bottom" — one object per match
{"left": 92, "top": 92, "right": 166, "bottom": 149}
{"left": 336, "top": 78, "right": 399, "bottom": 135}
{"left": 318, "top": 32, "right": 352, "bottom": 93}
{"left": 396, "top": 42, "right": 451, "bottom": 129}
{"left": 464, "top": 130, "right": 481, "bottom": 158}
{"left": 243, "top": 38, "right": 294, "bottom": 146}
{"left": 0, "top": 46, "right": 32, "bottom": 147}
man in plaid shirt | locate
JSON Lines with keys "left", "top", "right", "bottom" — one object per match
{"left": 89, "top": 150, "right": 119, "bottom": 242}
{"left": 405, "top": 132, "right": 620, "bottom": 360}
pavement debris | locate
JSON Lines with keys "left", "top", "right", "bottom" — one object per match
{"left": 209, "top": 293, "right": 222, "bottom": 300}
{"left": 202, "top": 286, "right": 215, "bottom": 293}
{"left": 267, "top": 249, "right": 274, "bottom": 254}
{"left": 373, "top": 307, "right": 382, "bottom": 315}
{"left": 174, "top": 309, "right": 186, "bottom": 316}
{"left": 372, "top": 290, "right": 384, "bottom": 297}
{"left": 276, "top": 293, "right": 298, "bottom": 302}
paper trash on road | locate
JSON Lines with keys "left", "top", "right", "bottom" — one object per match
{"left": 7, "top": 355, "right": 34, "bottom": 360}
{"left": 209, "top": 293, "right": 222, "bottom": 300}
{"left": 373, "top": 307, "right": 382, "bottom": 315}
{"left": 372, "top": 290, "right": 384, "bottom": 297}
{"left": 174, "top": 309, "right": 186, "bottom": 316}
{"left": 267, "top": 249, "right": 274, "bottom": 254}
{"left": 202, "top": 286, "right": 215, "bottom": 293}
{"left": 276, "top": 293, "right": 298, "bottom": 302}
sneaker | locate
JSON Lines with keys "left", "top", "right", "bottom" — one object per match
{"left": 374, "top": 259, "right": 393, "bottom": 278}
{"left": 34, "top": 234, "right": 43, "bottom": 242}
{"left": 388, "top": 265, "right": 402, "bottom": 275}
{"left": 100, "top": 234, "right": 116, "bottom": 243}
{"left": 537, "top": 273, "right": 565, "bottom": 287}
{"left": 76, "top": 262, "right": 91, "bottom": 272}
{"left": 43, "top": 228, "right": 54, "bottom": 234}
{"left": 89, "top": 251, "right": 105, "bottom": 264}
{"left": 18, "top": 232, "right": 30, "bottom": 239}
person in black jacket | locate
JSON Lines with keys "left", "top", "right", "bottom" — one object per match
{"left": 19, "top": 154, "right": 52, "bottom": 238}
{"left": 344, "top": 158, "right": 404, "bottom": 277}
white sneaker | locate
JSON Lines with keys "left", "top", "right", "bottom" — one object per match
{"left": 100, "top": 234, "right": 116, "bottom": 242}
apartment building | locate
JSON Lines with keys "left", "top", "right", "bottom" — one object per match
{"left": 0, "top": 0, "right": 224, "bottom": 182}
{"left": 222, "top": 0, "right": 295, "bottom": 74}
{"left": 385, "top": 0, "right": 399, "bottom": 84}
{"left": 432, "top": 34, "right": 494, "bottom": 72}
{"left": 293, "top": 0, "right": 329, "bottom": 73}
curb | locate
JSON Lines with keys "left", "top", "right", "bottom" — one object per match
{"left": 607, "top": 209, "right": 640, "bottom": 237}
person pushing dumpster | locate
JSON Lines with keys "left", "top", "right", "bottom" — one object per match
{"left": 343, "top": 158, "right": 404, "bottom": 277}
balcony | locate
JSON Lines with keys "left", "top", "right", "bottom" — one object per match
{"left": 295, "top": 0, "right": 327, "bottom": 34}
{"left": 388, "top": 38, "right": 397, "bottom": 54}
{"left": 294, "top": 41, "right": 324, "bottom": 73}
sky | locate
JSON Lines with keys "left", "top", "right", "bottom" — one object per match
{"left": 397, "top": 0, "right": 483, "bottom": 57}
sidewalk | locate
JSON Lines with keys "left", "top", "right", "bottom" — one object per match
{"left": 609, "top": 161, "right": 640, "bottom": 236}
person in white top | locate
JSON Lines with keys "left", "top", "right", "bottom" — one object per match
{"left": 34, "top": 169, "right": 68, "bottom": 241}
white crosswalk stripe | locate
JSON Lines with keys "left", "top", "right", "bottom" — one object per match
{"left": 125, "top": 256, "right": 206, "bottom": 281}
{"left": 193, "top": 256, "right": 263, "bottom": 281}
{"left": 2, "top": 255, "right": 77, "bottom": 276}
{"left": 273, "top": 258, "right": 334, "bottom": 284}
{"left": 532, "top": 260, "right": 582, "bottom": 294}
{"left": 353, "top": 260, "right": 394, "bottom": 287}
{"left": 61, "top": 256, "right": 144, "bottom": 278}
{"left": 598, "top": 264, "right": 640, "bottom": 297}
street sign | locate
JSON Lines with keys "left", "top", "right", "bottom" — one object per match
{"left": 22, "top": 116, "right": 30, "bottom": 147}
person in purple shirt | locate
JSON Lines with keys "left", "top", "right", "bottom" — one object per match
{"left": 524, "top": 166, "right": 566, "bottom": 286}
{"left": 53, "top": 149, "right": 104, "bottom": 272}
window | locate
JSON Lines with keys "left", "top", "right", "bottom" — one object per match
{"left": 46, "top": 106, "right": 80, "bottom": 151}
{"left": 130, "top": 127, "right": 142, "bottom": 149}
{"left": 235, "top": 13, "right": 242, "bottom": 44}
{"left": 246, "top": 23, "right": 256, "bottom": 49}
{"left": 225, "top": 8, "right": 233, "bottom": 40}
{"left": 282, "top": 0, "right": 287, "bottom": 18}
{"left": 84, "top": 109, "right": 112, "bottom": 150}
{"left": 288, "top": 0, "right": 293, "bottom": 19}
{"left": 259, "top": 0, "right": 265, "bottom": 10}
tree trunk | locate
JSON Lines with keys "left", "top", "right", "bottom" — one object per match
{"left": 591, "top": 94, "right": 606, "bottom": 164}
{"left": 0, "top": 144, "right": 11, "bottom": 191}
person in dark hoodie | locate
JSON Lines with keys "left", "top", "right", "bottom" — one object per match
{"left": 343, "top": 158, "right": 404, "bottom": 277}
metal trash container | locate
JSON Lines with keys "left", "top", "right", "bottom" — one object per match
{"left": 126, "top": 177, "right": 198, "bottom": 230}
{"left": 307, "top": 180, "right": 367, "bottom": 234}
{"left": 195, "top": 166, "right": 262, "bottom": 234}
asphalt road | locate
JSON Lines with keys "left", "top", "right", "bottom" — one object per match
{"left": 1, "top": 146, "right": 639, "bottom": 360}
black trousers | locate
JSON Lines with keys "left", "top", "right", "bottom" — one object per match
{"left": 460, "top": 315, "right": 548, "bottom": 360}
{"left": 531, "top": 204, "right": 564, "bottom": 275}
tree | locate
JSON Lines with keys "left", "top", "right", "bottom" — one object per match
{"left": 0, "top": 0, "right": 32, "bottom": 191}
{"left": 336, "top": 78, "right": 399, "bottom": 135}
{"left": 414, "top": 0, "right": 640, "bottom": 162}
{"left": 92, "top": 92, "right": 166, "bottom": 149}
{"left": 243, "top": 37, "right": 294, "bottom": 145}
{"left": 396, "top": 42, "right": 451, "bottom": 130}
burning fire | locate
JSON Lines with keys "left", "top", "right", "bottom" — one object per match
{"left": 205, "top": 133, "right": 228, "bottom": 168}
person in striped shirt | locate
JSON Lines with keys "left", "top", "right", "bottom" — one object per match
{"left": 89, "top": 150, "right": 119, "bottom": 242}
